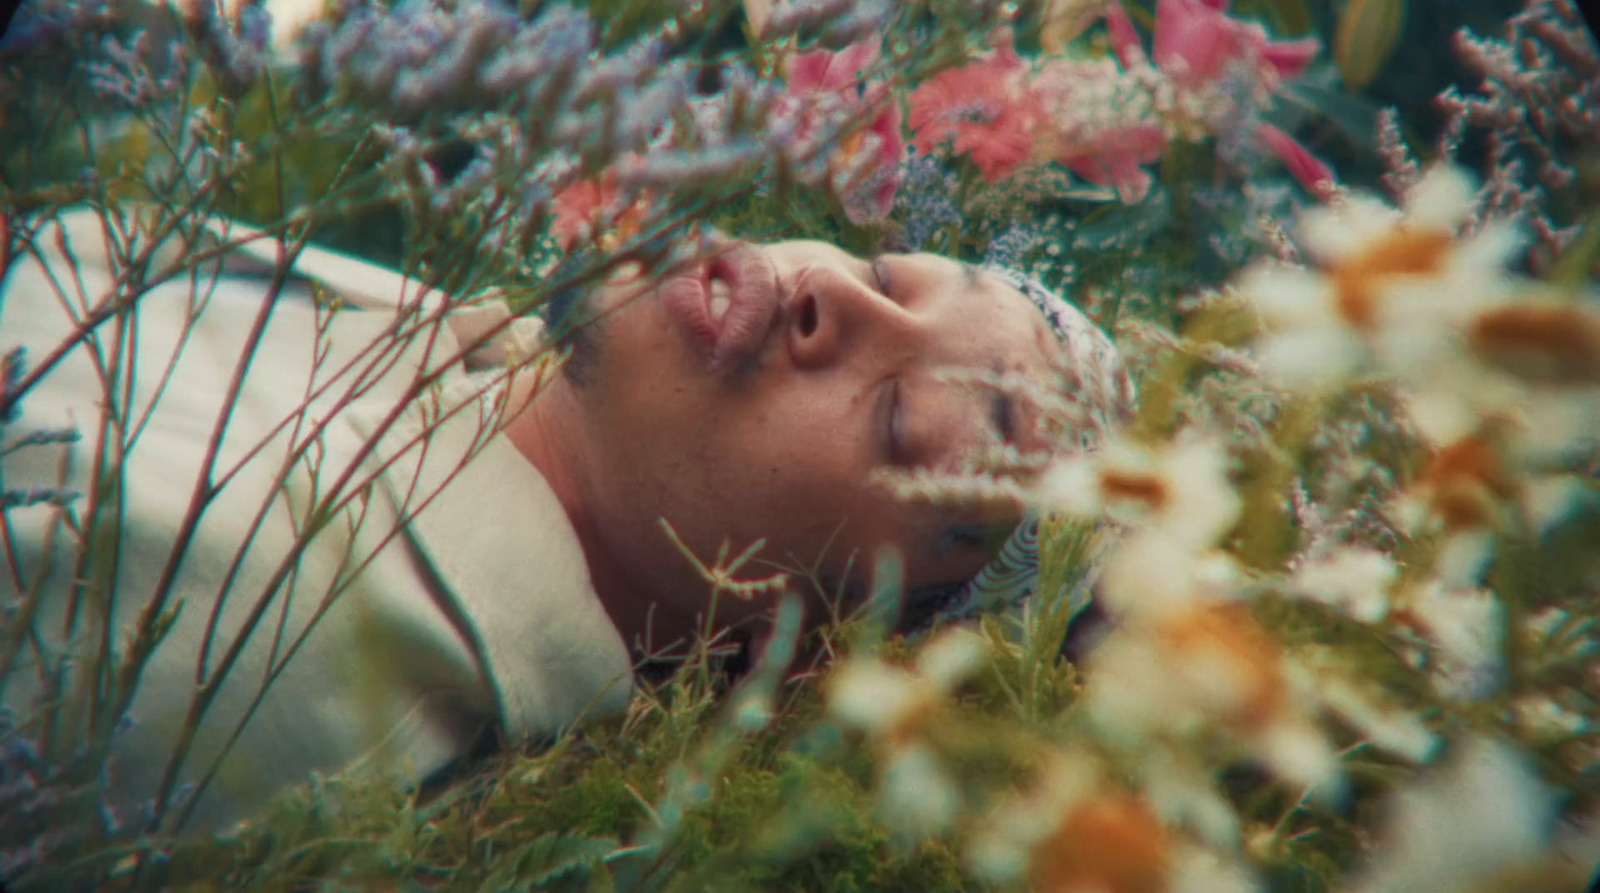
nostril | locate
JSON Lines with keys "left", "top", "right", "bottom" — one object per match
{"left": 797, "top": 295, "right": 819, "bottom": 337}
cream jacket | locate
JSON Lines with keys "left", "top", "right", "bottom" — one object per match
{"left": 0, "top": 209, "right": 632, "bottom": 832}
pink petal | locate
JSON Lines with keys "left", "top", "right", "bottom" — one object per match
{"left": 1256, "top": 124, "right": 1336, "bottom": 198}
{"left": 828, "top": 40, "right": 879, "bottom": 89}
{"left": 1261, "top": 37, "right": 1321, "bottom": 79}
{"left": 1104, "top": 2, "right": 1145, "bottom": 68}
{"left": 787, "top": 50, "right": 835, "bottom": 92}
{"left": 1067, "top": 154, "right": 1154, "bottom": 204}
{"left": 1153, "top": 0, "right": 1243, "bottom": 84}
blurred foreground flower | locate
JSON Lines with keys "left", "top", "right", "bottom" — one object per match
{"left": 550, "top": 169, "right": 653, "bottom": 252}
{"left": 1241, "top": 165, "right": 1519, "bottom": 390}
{"left": 827, "top": 628, "right": 987, "bottom": 838}
{"left": 1350, "top": 737, "right": 1565, "bottom": 893}
{"left": 972, "top": 756, "right": 1174, "bottom": 893}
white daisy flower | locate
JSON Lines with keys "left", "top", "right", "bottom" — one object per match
{"left": 1240, "top": 166, "right": 1521, "bottom": 390}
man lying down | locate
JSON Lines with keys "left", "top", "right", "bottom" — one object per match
{"left": 0, "top": 207, "right": 1133, "bottom": 833}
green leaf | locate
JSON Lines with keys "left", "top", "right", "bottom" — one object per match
{"left": 1334, "top": 0, "right": 1408, "bottom": 89}
{"left": 475, "top": 833, "right": 620, "bottom": 893}
{"left": 1548, "top": 212, "right": 1600, "bottom": 288}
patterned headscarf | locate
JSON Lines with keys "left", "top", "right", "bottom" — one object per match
{"left": 909, "top": 267, "right": 1136, "bottom": 628}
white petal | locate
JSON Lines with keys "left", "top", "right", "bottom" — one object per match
{"left": 1524, "top": 475, "right": 1582, "bottom": 534}
{"left": 1100, "top": 532, "right": 1205, "bottom": 619}
{"left": 1237, "top": 264, "right": 1336, "bottom": 328}
{"left": 1170, "top": 847, "right": 1263, "bottom": 893}
{"left": 1404, "top": 165, "right": 1477, "bottom": 231}
{"left": 915, "top": 628, "right": 987, "bottom": 691}
{"left": 1255, "top": 719, "right": 1345, "bottom": 801}
{"left": 1435, "top": 531, "right": 1497, "bottom": 589}
{"left": 829, "top": 660, "right": 921, "bottom": 731}
{"left": 1357, "top": 738, "right": 1554, "bottom": 893}
{"left": 1163, "top": 439, "right": 1242, "bottom": 546}
{"left": 1300, "top": 197, "right": 1399, "bottom": 263}
{"left": 1036, "top": 455, "right": 1104, "bottom": 518}
{"left": 878, "top": 743, "right": 961, "bottom": 838}
{"left": 1399, "top": 388, "right": 1480, "bottom": 448}
{"left": 1291, "top": 549, "right": 1397, "bottom": 624}
{"left": 1255, "top": 329, "right": 1365, "bottom": 391}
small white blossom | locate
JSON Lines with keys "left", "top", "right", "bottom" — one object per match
{"left": 1289, "top": 548, "right": 1397, "bottom": 624}
{"left": 877, "top": 742, "right": 962, "bottom": 839}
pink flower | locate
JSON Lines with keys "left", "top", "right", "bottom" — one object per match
{"left": 785, "top": 41, "right": 905, "bottom": 222}
{"left": 907, "top": 31, "right": 1041, "bottom": 182}
{"left": 1101, "top": 0, "right": 1335, "bottom": 196}
{"left": 1107, "top": 0, "right": 1319, "bottom": 88}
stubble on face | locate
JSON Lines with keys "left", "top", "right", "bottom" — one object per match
{"left": 544, "top": 280, "right": 602, "bottom": 387}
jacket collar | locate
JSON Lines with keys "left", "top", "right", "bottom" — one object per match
{"left": 345, "top": 366, "right": 634, "bottom": 742}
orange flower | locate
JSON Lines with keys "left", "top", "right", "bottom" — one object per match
{"left": 1412, "top": 432, "right": 1517, "bottom": 532}
{"left": 550, "top": 169, "right": 651, "bottom": 251}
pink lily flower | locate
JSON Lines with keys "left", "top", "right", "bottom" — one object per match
{"left": 1103, "top": 0, "right": 1335, "bottom": 196}
{"left": 786, "top": 41, "right": 905, "bottom": 222}
{"left": 1105, "top": 0, "right": 1320, "bottom": 88}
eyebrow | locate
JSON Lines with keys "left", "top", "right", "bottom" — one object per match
{"left": 940, "top": 521, "right": 990, "bottom": 554}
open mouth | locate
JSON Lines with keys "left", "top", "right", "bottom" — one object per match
{"left": 660, "top": 244, "right": 780, "bottom": 373}
{"left": 708, "top": 270, "right": 733, "bottom": 322}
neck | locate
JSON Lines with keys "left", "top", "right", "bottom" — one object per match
{"left": 502, "top": 369, "right": 697, "bottom": 655}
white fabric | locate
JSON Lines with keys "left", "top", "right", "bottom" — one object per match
{"left": 0, "top": 208, "right": 631, "bottom": 832}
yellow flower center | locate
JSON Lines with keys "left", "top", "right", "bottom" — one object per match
{"left": 1329, "top": 227, "right": 1454, "bottom": 330}
{"left": 1031, "top": 793, "right": 1172, "bottom": 893}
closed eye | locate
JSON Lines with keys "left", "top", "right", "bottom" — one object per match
{"left": 887, "top": 378, "right": 906, "bottom": 463}
{"left": 991, "top": 392, "right": 1015, "bottom": 444}
{"left": 866, "top": 254, "right": 892, "bottom": 298}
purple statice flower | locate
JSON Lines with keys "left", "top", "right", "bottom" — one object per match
{"left": 182, "top": 0, "right": 269, "bottom": 98}
{"left": 87, "top": 31, "right": 157, "bottom": 108}
{"left": 890, "top": 149, "right": 961, "bottom": 251}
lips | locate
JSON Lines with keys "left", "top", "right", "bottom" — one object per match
{"left": 659, "top": 242, "right": 781, "bottom": 373}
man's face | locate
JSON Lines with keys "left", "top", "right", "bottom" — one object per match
{"left": 550, "top": 238, "right": 1062, "bottom": 630}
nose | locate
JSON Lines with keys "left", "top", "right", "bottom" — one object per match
{"left": 784, "top": 266, "right": 913, "bottom": 370}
